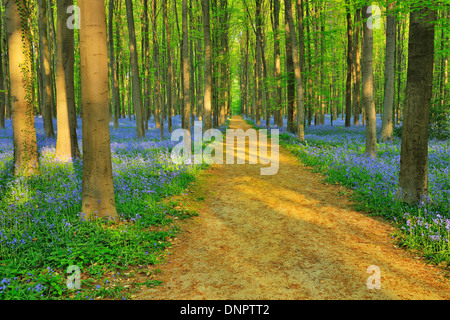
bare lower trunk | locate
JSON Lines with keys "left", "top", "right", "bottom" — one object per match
{"left": 381, "top": 2, "right": 396, "bottom": 142}
{"left": 397, "top": 6, "right": 436, "bottom": 205}
{"left": 55, "top": 0, "right": 80, "bottom": 161}
{"left": 163, "top": 0, "right": 173, "bottom": 133}
{"left": 202, "top": 0, "right": 212, "bottom": 131}
{"left": 38, "top": 0, "right": 55, "bottom": 138}
{"left": 182, "top": 0, "right": 191, "bottom": 130}
{"left": 345, "top": 3, "right": 353, "bottom": 127}
{"left": 285, "top": 0, "right": 305, "bottom": 141}
{"left": 109, "top": 0, "right": 120, "bottom": 129}
{"left": 125, "top": 0, "right": 145, "bottom": 138}
{"left": 362, "top": 5, "right": 377, "bottom": 158}
{"left": 352, "top": 8, "right": 361, "bottom": 126}
{"left": 5, "top": 0, "right": 39, "bottom": 176}
{"left": 79, "top": 0, "right": 118, "bottom": 220}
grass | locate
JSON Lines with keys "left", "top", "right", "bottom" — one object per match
{"left": 0, "top": 115, "right": 207, "bottom": 300}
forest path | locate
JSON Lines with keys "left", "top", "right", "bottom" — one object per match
{"left": 135, "top": 115, "right": 450, "bottom": 300}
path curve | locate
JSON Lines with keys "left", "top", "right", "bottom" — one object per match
{"left": 136, "top": 115, "right": 450, "bottom": 300}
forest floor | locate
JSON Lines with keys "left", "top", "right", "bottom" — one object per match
{"left": 134, "top": 115, "right": 450, "bottom": 300}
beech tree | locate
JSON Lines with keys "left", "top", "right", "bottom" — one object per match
{"left": 182, "top": 0, "right": 191, "bottom": 130}
{"left": 55, "top": 0, "right": 80, "bottom": 161}
{"left": 202, "top": 0, "right": 212, "bottom": 131}
{"left": 362, "top": 4, "right": 377, "bottom": 158}
{"left": 381, "top": 2, "right": 396, "bottom": 142}
{"left": 125, "top": 0, "right": 145, "bottom": 138}
{"left": 397, "top": 5, "right": 436, "bottom": 205}
{"left": 285, "top": 0, "right": 305, "bottom": 141}
{"left": 37, "top": 0, "right": 55, "bottom": 138}
{"left": 5, "top": 0, "right": 40, "bottom": 176}
{"left": 79, "top": 0, "right": 118, "bottom": 220}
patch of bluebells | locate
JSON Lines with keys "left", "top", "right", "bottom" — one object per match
{"left": 0, "top": 114, "right": 204, "bottom": 299}
{"left": 249, "top": 113, "right": 450, "bottom": 262}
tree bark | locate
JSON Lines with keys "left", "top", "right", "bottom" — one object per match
{"left": 0, "top": 7, "right": 5, "bottom": 129}
{"left": 273, "top": 0, "right": 283, "bottom": 127}
{"left": 38, "top": 0, "right": 55, "bottom": 138}
{"left": 142, "top": 0, "right": 151, "bottom": 131}
{"left": 201, "top": 0, "right": 212, "bottom": 131}
{"left": 55, "top": 0, "right": 81, "bottom": 161}
{"left": 109, "top": 0, "right": 120, "bottom": 129}
{"left": 362, "top": 5, "right": 377, "bottom": 158}
{"left": 182, "top": 0, "right": 191, "bottom": 130}
{"left": 125, "top": 0, "right": 145, "bottom": 138}
{"left": 5, "top": 0, "right": 40, "bottom": 176}
{"left": 381, "top": 2, "right": 396, "bottom": 142}
{"left": 285, "top": 0, "right": 305, "bottom": 141}
{"left": 79, "top": 0, "right": 118, "bottom": 220}
{"left": 345, "top": 1, "right": 353, "bottom": 127}
{"left": 352, "top": 8, "right": 361, "bottom": 126}
{"left": 163, "top": 0, "right": 173, "bottom": 133}
{"left": 285, "top": 4, "right": 295, "bottom": 133}
{"left": 255, "top": 0, "right": 263, "bottom": 127}
{"left": 397, "top": 6, "right": 436, "bottom": 205}
{"left": 152, "top": 0, "right": 162, "bottom": 136}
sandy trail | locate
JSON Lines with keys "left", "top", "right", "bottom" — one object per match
{"left": 136, "top": 115, "right": 450, "bottom": 300}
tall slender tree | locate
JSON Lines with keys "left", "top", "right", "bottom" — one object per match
{"left": 152, "top": 0, "right": 163, "bottom": 137}
{"left": 38, "top": 0, "right": 55, "bottom": 138}
{"left": 362, "top": 4, "right": 377, "bottom": 158}
{"left": 345, "top": 0, "right": 353, "bottom": 127}
{"left": 285, "top": 3, "right": 295, "bottom": 133}
{"left": 352, "top": 8, "right": 362, "bottom": 126}
{"left": 125, "top": 0, "right": 145, "bottom": 138}
{"left": 79, "top": 0, "right": 118, "bottom": 220}
{"left": 0, "top": 6, "right": 5, "bottom": 129}
{"left": 381, "top": 2, "right": 396, "bottom": 142}
{"left": 397, "top": 5, "right": 436, "bottom": 205}
{"left": 285, "top": 0, "right": 305, "bottom": 141}
{"left": 202, "top": 0, "right": 212, "bottom": 131}
{"left": 163, "top": 0, "right": 173, "bottom": 133}
{"left": 182, "top": 0, "right": 191, "bottom": 130}
{"left": 109, "top": 0, "right": 120, "bottom": 130}
{"left": 272, "top": 0, "right": 283, "bottom": 127}
{"left": 55, "top": 0, "right": 81, "bottom": 161}
{"left": 5, "top": 0, "right": 39, "bottom": 176}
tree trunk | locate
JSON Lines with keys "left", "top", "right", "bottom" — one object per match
{"left": 345, "top": 2, "right": 353, "bottom": 127}
{"left": 352, "top": 8, "right": 361, "bottom": 126}
{"left": 5, "top": 0, "right": 39, "bottom": 176}
{"left": 38, "top": 0, "right": 55, "bottom": 138}
{"left": 273, "top": 0, "right": 283, "bottom": 127}
{"left": 397, "top": 6, "right": 436, "bottom": 205}
{"left": 163, "top": 0, "right": 173, "bottom": 133}
{"left": 142, "top": 0, "right": 151, "bottom": 131}
{"left": 109, "top": 0, "right": 120, "bottom": 129}
{"left": 79, "top": 0, "right": 118, "bottom": 220}
{"left": 55, "top": 0, "right": 81, "bottom": 161}
{"left": 285, "top": 0, "right": 305, "bottom": 141}
{"left": 125, "top": 0, "right": 145, "bottom": 138}
{"left": 362, "top": 5, "right": 377, "bottom": 158}
{"left": 305, "top": 0, "right": 313, "bottom": 126}
{"left": 0, "top": 6, "right": 5, "bottom": 129}
{"left": 381, "top": 2, "right": 396, "bottom": 142}
{"left": 255, "top": 0, "right": 263, "bottom": 127}
{"left": 202, "top": 0, "right": 212, "bottom": 131}
{"left": 182, "top": 0, "right": 191, "bottom": 130}
{"left": 152, "top": 0, "right": 162, "bottom": 135}
{"left": 285, "top": 5, "right": 295, "bottom": 133}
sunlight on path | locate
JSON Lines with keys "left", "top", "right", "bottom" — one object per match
{"left": 136, "top": 115, "right": 450, "bottom": 300}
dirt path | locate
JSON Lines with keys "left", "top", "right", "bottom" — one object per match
{"left": 135, "top": 115, "right": 450, "bottom": 300}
